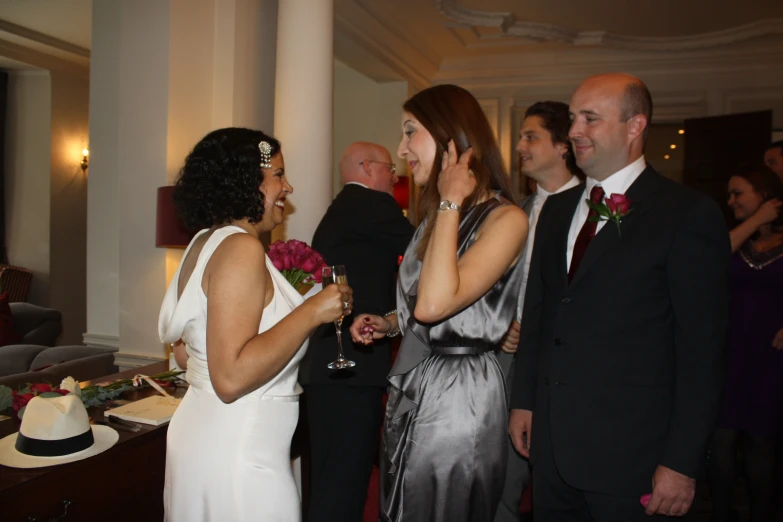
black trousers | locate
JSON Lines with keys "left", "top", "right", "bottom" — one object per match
{"left": 496, "top": 351, "right": 531, "bottom": 522}
{"left": 305, "top": 385, "right": 384, "bottom": 522}
{"left": 533, "top": 400, "right": 665, "bottom": 522}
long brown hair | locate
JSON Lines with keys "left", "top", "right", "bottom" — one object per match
{"left": 403, "top": 84, "right": 515, "bottom": 258}
{"left": 732, "top": 163, "right": 783, "bottom": 230}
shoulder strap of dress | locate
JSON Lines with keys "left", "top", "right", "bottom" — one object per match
{"left": 457, "top": 195, "right": 504, "bottom": 244}
{"left": 192, "top": 226, "right": 249, "bottom": 276}
{"left": 466, "top": 193, "right": 505, "bottom": 220}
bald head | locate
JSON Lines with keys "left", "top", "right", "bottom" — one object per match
{"left": 579, "top": 73, "right": 635, "bottom": 92}
{"left": 339, "top": 142, "right": 398, "bottom": 195}
{"left": 569, "top": 73, "right": 652, "bottom": 180}
{"left": 579, "top": 74, "right": 652, "bottom": 137}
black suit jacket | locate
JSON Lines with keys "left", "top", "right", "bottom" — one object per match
{"left": 300, "top": 184, "right": 414, "bottom": 387}
{"left": 510, "top": 167, "right": 730, "bottom": 496}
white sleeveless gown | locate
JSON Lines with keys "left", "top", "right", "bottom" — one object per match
{"left": 158, "top": 226, "right": 308, "bottom": 521}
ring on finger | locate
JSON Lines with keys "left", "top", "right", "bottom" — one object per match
{"left": 343, "top": 300, "right": 350, "bottom": 310}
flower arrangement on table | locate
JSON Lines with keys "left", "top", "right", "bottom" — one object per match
{"left": 268, "top": 239, "right": 327, "bottom": 295}
{"left": 0, "top": 369, "right": 185, "bottom": 419}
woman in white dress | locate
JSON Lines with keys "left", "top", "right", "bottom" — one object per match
{"left": 158, "top": 128, "right": 353, "bottom": 522}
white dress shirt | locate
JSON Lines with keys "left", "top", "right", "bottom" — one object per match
{"left": 517, "top": 175, "right": 582, "bottom": 321}
{"left": 565, "top": 156, "right": 646, "bottom": 269}
{"left": 344, "top": 181, "right": 369, "bottom": 189}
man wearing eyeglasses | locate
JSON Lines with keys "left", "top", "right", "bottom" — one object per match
{"left": 301, "top": 142, "right": 414, "bottom": 522}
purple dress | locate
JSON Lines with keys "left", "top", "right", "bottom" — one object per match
{"left": 718, "top": 241, "right": 783, "bottom": 437}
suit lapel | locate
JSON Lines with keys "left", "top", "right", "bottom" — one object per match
{"left": 569, "top": 167, "right": 662, "bottom": 288}
{"left": 552, "top": 187, "right": 584, "bottom": 288}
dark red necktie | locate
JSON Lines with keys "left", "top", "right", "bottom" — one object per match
{"left": 568, "top": 185, "right": 605, "bottom": 283}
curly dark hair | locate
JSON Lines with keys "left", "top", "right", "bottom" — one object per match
{"left": 173, "top": 128, "right": 281, "bottom": 231}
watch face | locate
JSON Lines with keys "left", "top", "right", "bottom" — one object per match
{"left": 438, "top": 200, "right": 460, "bottom": 212}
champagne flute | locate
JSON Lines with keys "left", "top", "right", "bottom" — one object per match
{"left": 322, "top": 265, "right": 356, "bottom": 370}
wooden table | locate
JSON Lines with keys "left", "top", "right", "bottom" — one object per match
{"left": 0, "top": 361, "right": 181, "bottom": 522}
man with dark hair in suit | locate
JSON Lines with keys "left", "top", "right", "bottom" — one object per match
{"left": 508, "top": 73, "right": 730, "bottom": 521}
{"left": 496, "top": 101, "right": 582, "bottom": 522}
{"left": 301, "top": 142, "right": 414, "bottom": 522}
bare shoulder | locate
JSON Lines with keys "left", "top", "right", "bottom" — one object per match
{"left": 474, "top": 204, "right": 528, "bottom": 251}
{"left": 208, "top": 232, "right": 266, "bottom": 273}
{"left": 484, "top": 203, "right": 528, "bottom": 230}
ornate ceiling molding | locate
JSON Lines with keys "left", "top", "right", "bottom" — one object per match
{"left": 334, "top": 0, "right": 437, "bottom": 88}
{"left": 435, "top": 0, "right": 513, "bottom": 31}
{"left": 336, "top": 12, "right": 433, "bottom": 88}
{"left": 0, "top": 19, "right": 89, "bottom": 58}
{"left": 0, "top": 37, "right": 89, "bottom": 75}
{"left": 435, "top": 0, "right": 783, "bottom": 51}
{"left": 432, "top": 42, "right": 783, "bottom": 92}
{"left": 575, "top": 20, "right": 783, "bottom": 51}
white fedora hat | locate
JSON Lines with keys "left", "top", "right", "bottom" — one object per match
{"left": 0, "top": 394, "right": 118, "bottom": 468}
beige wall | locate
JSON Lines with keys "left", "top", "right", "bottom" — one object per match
{"left": 3, "top": 68, "right": 88, "bottom": 344}
{"left": 225, "top": 0, "right": 278, "bottom": 131}
{"left": 86, "top": 0, "right": 279, "bottom": 368}
{"left": 333, "top": 60, "right": 408, "bottom": 196}
{"left": 4, "top": 70, "right": 51, "bottom": 306}
{"left": 86, "top": 0, "right": 170, "bottom": 362}
{"left": 430, "top": 38, "right": 783, "bottom": 194}
{"left": 49, "top": 71, "right": 89, "bottom": 345}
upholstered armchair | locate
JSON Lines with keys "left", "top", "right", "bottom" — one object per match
{"left": 10, "top": 302, "right": 62, "bottom": 347}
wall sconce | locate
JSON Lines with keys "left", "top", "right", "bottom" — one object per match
{"left": 80, "top": 149, "right": 89, "bottom": 172}
{"left": 156, "top": 186, "right": 195, "bottom": 248}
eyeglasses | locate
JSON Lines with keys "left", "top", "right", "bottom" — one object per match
{"left": 360, "top": 160, "right": 396, "bottom": 175}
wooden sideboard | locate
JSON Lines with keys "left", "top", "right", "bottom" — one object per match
{"left": 0, "top": 361, "right": 178, "bottom": 522}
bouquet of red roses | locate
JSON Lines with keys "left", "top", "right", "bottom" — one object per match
{"left": 268, "top": 239, "right": 327, "bottom": 294}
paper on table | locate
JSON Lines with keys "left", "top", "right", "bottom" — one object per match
{"left": 105, "top": 395, "right": 181, "bottom": 426}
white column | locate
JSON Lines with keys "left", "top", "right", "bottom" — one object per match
{"left": 87, "top": 0, "right": 278, "bottom": 368}
{"left": 273, "top": 0, "right": 334, "bottom": 243}
{"left": 86, "top": 0, "right": 170, "bottom": 362}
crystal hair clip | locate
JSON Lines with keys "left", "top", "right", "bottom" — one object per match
{"left": 259, "top": 141, "right": 273, "bottom": 169}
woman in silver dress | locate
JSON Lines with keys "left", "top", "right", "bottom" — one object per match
{"left": 349, "top": 84, "right": 529, "bottom": 522}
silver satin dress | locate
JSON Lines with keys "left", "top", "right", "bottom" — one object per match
{"left": 381, "top": 195, "right": 525, "bottom": 522}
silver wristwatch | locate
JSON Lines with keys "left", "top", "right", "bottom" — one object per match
{"left": 438, "top": 200, "right": 461, "bottom": 212}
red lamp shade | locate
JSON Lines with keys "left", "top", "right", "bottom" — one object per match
{"left": 393, "top": 176, "right": 410, "bottom": 210}
{"left": 156, "top": 186, "right": 194, "bottom": 248}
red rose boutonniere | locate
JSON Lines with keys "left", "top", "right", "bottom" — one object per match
{"left": 587, "top": 193, "right": 633, "bottom": 236}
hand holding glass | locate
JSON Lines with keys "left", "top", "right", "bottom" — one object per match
{"left": 322, "top": 265, "right": 356, "bottom": 370}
